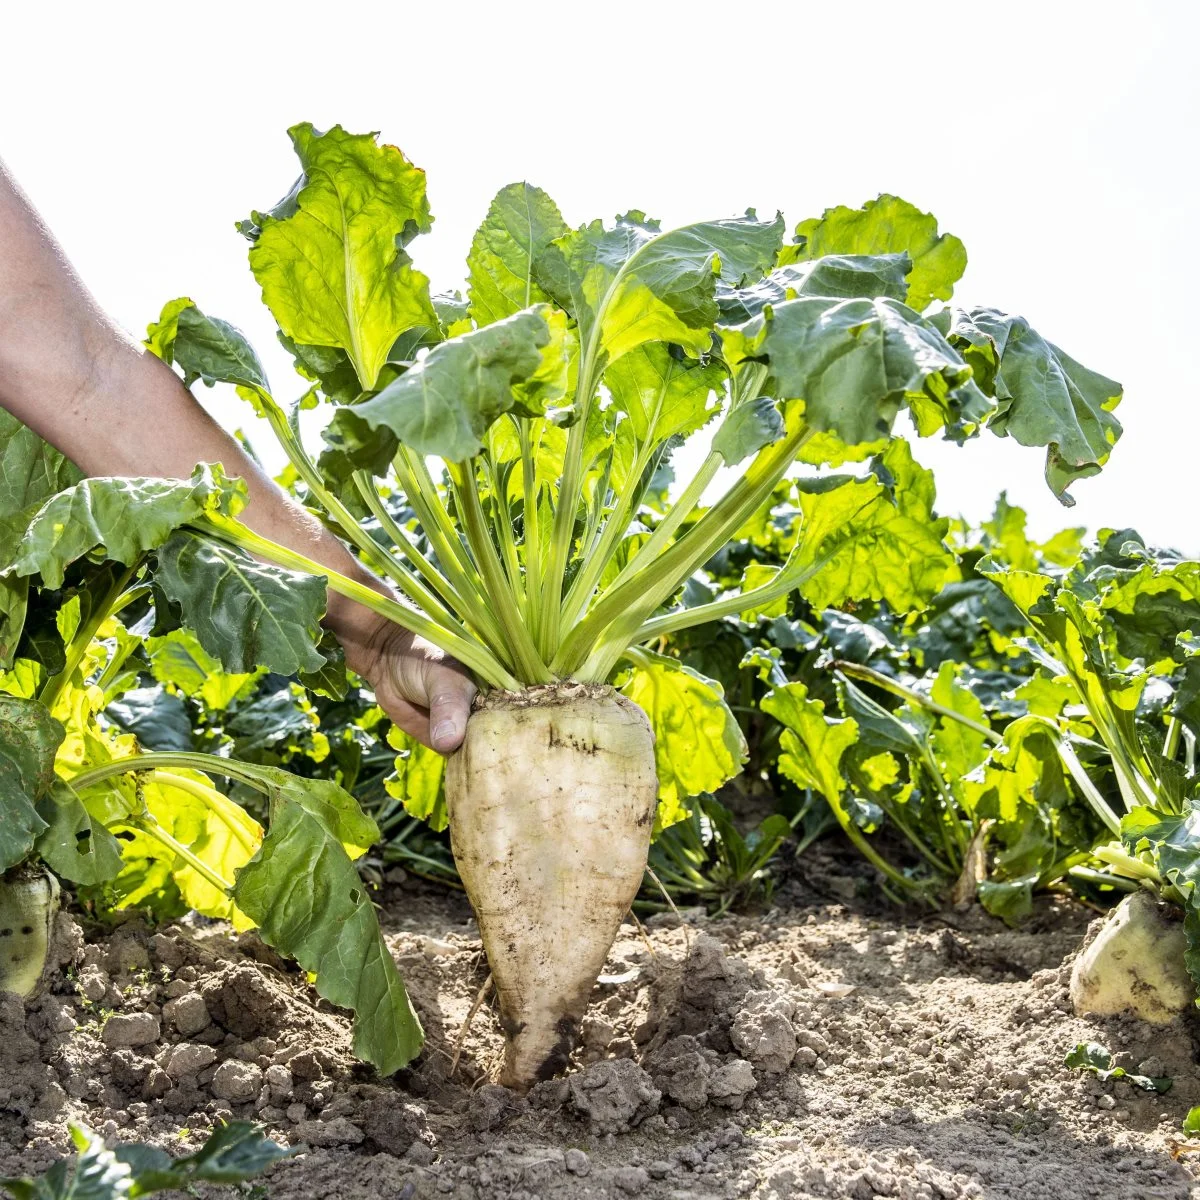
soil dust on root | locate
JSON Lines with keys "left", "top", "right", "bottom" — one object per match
{"left": 4, "top": 864, "right": 1200, "bottom": 1199}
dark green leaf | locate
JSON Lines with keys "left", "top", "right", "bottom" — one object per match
{"left": 332, "top": 307, "right": 553, "bottom": 462}
{"left": 712, "top": 397, "right": 784, "bottom": 465}
{"left": 233, "top": 786, "right": 422, "bottom": 1074}
{"left": 723, "top": 296, "right": 991, "bottom": 445}
{"left": 155, "top": 531, "right": 327, "bottom": 676}
{"left": 104, "top": 688, "right": 194, "bottom": 752}
{"left": 0, "top": 696, "right": 62, "bottom": 871}
{"left": 6, "top": 466, "right": 244, "bottom": 590}
{"left": 145, "top": 299, "right": 269, "bottom": 392}
{"left": 943, "top": 308, "right": 1122, "bottom": 504}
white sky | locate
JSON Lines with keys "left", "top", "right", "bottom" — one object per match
{"left": 2, "top": 0, "right": 1195, "bottom": 549}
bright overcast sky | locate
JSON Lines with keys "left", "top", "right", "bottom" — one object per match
{"left": 1, "top": 1, "right": 1194, "bottom": 549}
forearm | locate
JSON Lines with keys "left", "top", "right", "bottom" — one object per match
{"left": 0, "top": 159, "right": 382, "bottom": 649}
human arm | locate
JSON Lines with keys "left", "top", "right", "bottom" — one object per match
{"left": 0, "top": 157, "right": 474, "bottom": 751}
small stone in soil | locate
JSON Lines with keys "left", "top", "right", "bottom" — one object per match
{"left": 102, "top": 1013, "right": 160, "bottom": 1048}
{"left": 166, "top": 993, "right": 210, "bottom": 1037}
{"left": 165, "top": 1043, "right": 217, "bottom": 1081}
{"left": 564, "top": 1148, "right": 590, "bottom": 1176}
{"left": 404, "top": 1140, "right": 437, "bottom": 1167}
{"left": 611, "top": 1165, "right": 650, "bottom": 1193}
{"left": 264, "top": 1064, "right": 293, "bottom": 1100}
{"left": 210, "top": 1060, "right": 263, "bottom": 1103}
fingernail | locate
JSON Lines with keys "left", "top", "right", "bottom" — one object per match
{"left": 432, "top": 720, "right": 457, "bottom": 748}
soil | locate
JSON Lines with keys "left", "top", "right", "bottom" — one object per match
{"left": 5, "top": 850, "right": 1200, "bottom": 1200}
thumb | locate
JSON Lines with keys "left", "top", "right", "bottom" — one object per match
{"left": 426, "top": 668, "right": 477, "bottom": 753}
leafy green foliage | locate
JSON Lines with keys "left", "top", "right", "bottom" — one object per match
{"left": 534, "top": 209, "right": 784, "bottom": 364}
{"left": 467, "top": 181, "right": 570, "bottom": 327}
{"left": 647, "top": 795, "right": 789, "bottom": 916}
{"left": 333, "top": 306, "right": 557, "bottom": 461}
{"left": 145, "top": 298, "right": 270, "bottom": 392}
{"left": 243, "top": 122, "right": 436, "bottom": 390}
{"left": 941, "top": 308, "right": 1123, "bottom": 503}
{"left": 779, "top": 194, "right": 967, "bottom": 312}
{"left": 1064, "top": 1042, "right": 1172, "bottom": 1092}
{"left": 155, "top": 532, "right": 328, "bottom": 676}
{"left": 233, "top": 779, "right": 423, "bottom": 1074}
{"left": 723, "top": 296, "right": 990, "bottom": 446}
{"left": 0, "top": 1120, "right": 298, "bottom": 1199}
{"left": 0, "top": 695, "right": 61, "bottom": 870}
{"left": 620, "top": 651, "right": 747, "bottom": 829}
{"left": 4, "top": 466, "right": 243, "bottom": 590}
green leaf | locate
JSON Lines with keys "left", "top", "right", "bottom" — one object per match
{"left": 155, "top": 531, "right": 327, "bottom": 676}
{"left": 787, "top": 440, "right": 953, "bottom": 612}
{"left": 761, "top": 681, "right": 858, "bottom": 806}
{"left": 780, "top": 195, "right": 966, "bottom": 312}
{"left": 467, "top": 182, "right": 570, "bottom": 327}
{"left": 1064, "top": 1042, "right": 1172, "bottom": 1093}
{"left": 535, "top": 210, "right": 784, "bottom": 366}
{"left": 145, "top": 628, "right": 262, "bottom": 712}
{"left": 717, "top": 253, "right": 911, "bottom": 323}
{"left": 145, "top": 298, "right": 269, "bottom": 392}
{"left": 1092, "top": 556, "right": 1200, "bottom": 675}
{"left": 0, "top": 411, "right": 82, "bottom": 619}
{"left": 0, "top": 576, "right": 29, "bottom": 671}
{"left": 713, "top": 397, "right": 784, "bottom": 465}
{"left": 620, "top": 652, "right": 747, "bottom": 830}
{"left": 385, "top": 726, "right": 447, "bottom": 831}
{"left": 232, "top": 784, "right": 422, "bottom": 1074}
{"left": 34, "top": 781, "right": 124, "bottom": 885}
{"left": 723, "top": 296, "right": 991, "bottom": 445}
{"left": 0, "top": 410, "right": 82, "bottom": 526}
{"left": 246, "top": 123, "right": 436, "bottom": 390}
{"left": 1122, "top": 800, "right": 1200, "bottom": 903}
{"left": 977, "top": 876, "right": 1037, "bottom": 924}
{"left": 836, "top": 678, "right": 927, "bottom": 758}
{"left": 117, "top": 1121, "right": 298, "bottom": 1194}
{"left": 1, "top": 1119, "right": 298, "bottom": 1200}
{"left": 930, "top": 661, "right": 991, "bottom": 781}
{"left": 603, "top": 342, "right": 724, "bottom": 449}
{"left": 6, "top": 466, "right": 245, "bottom": 590}
{"left": 0, "top": 696, "right": 63, "bottom": 871}
{"left": 1, "top": 1124, "right": 133, "bottom": 1200}
{"left": 943, "top": 308, "right": 1123, "bottom": 504}
{"left": 331, "top": 306, "right": 554, "bottom": 462}
{"left": 104, "top": 688, "right": 193, "bottom": 752}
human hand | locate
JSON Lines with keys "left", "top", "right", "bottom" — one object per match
{"left": 334, "top": 609, "right": 477, "bottom": 754}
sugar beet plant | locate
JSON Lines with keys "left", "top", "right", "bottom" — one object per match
{"left": 3, "top": 122, "right": 1122, "bottom": 1090}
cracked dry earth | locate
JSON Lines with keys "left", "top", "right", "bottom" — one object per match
{"left": 5, "top": 860, "right": 1200, "bottom": 1199}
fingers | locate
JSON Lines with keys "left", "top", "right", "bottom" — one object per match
{"left": 426, "top": 663, "right": 477, "bottom": 753}
{"left": 383, "top": 694, "right": 432, "bottom": 748}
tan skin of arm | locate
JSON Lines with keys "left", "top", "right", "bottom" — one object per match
{"left": 0, "top": 159, "right": 475, "bottom": 752}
